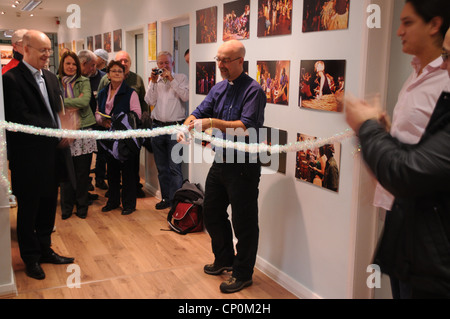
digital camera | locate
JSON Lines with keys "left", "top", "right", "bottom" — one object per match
{"left": 153, "top": 68, "right": 164, "bottom": 75}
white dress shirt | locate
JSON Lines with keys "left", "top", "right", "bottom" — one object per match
{"left": 145, "top": 72, "right": 189, "bottom": 122}
{"left": 373, "top": 56, "right": 450, "bottom": 210}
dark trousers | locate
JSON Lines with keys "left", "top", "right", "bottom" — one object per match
{"left": 106, "top": 153, "right": 137, "bottom": 210}
{"left": 14, "top": 183, "right": 58, "bottom": 264}
{"left": 203, "top": 162, "right": 261, "bottom": 281}
{"left": 95, "top": 141, "right": 107, "bottom": 182}
{"left": 151, "top": 125, "right": 183, "bottom": 202}
{"left": 60, "top": 153, "right": 93, "bottom": 217}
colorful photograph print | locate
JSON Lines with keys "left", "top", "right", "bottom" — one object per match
{"left": 94, "top": 34, "right": 102, "bottom": 50}
{"left": 196, "top": 62, "right": 216, "bottom": 95}
{"left": 196, "top": 7, "right": 218, "bottom": 44}
{"left": 302, "top": 0, "right": 350, "bottom": 33}
{"left": 295, "top": 133, "right": 341, "bottom": 193}
{"left": 223, "top": 0, "right": 250, "bottom": 41}
{"left": 257, "top": 0, "right": 293, "bottom": 37}
{"left": 257, "top": 60, "right": 290, "bottom": 105}
{"left": 113, "top": 29, "right": 122, "bottom": 52}
{"left": 299, "top": 59, "right": 346, "bottom": 112}
{"left": 103, "top": 32, "right": 112, "bottom": 53}
{"left": 87, "top": 36, "right": 93, "bottom": 51}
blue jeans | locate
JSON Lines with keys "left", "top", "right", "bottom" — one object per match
{"left": 151, "top": 126, "right": 183, "bottom": 202}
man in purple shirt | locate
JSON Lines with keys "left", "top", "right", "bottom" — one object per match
{"left": 178, "top": 40, "right": 266, "bottom": 293}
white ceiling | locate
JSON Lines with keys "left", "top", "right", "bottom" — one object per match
{"left": 0, "top": 0, "right": 91, "bottom": 18}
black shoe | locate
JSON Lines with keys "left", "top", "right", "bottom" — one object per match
{"left": 95, "top": 180, "right": 108, "bottom": 190}
{"left": 62, "top": 213, "right": 72, "bottom": 220}
{"left": 102, "top": 203, "right": 119, "bottom": 212}
{"left": 76, "top": 212, "right": 87, "bottom": 219}
{"left": 39, "top": 252, "right": 74, "bottom": 264}
{"left": 25, "top": 262, "right": 45, "bottom": 280}
{"left": 203, "top": 263, "right": 233, "bottom": 275}
{"left": 136, "top": 188, "right": 146, "bottom": 198}
{"left": 122, "top": 208, "right": 135, "bottom": 215}
{"left": 88, "top": 193, "right": 99, "bottom": 200}
{"left": 155, "top": 199, "right": 171, "bottom": 210}
{"left": 220, "top": 277, "right": 253, "bottom": 293}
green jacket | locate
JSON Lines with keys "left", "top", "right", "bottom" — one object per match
{"left": 58, "top": 75, "right": 96, "bottom": 128}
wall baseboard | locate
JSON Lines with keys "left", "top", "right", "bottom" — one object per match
{"left": 0, "top": 268, "right": 17, "bottom": 298}
{"left": 255, "top": 257, "right": 322, "bottom": 299}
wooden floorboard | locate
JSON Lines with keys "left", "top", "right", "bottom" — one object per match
{"left": 6, "top": 177, "right": 298, "bottom": 300}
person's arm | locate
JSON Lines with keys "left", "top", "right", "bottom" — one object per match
{"left": 63, "top": 77, "right": 91, "bottom": 109}
{"left": 169, "top": 73, "right": 189, "bottom": 103}
{"left": 129, "top": 91, "right": 142, "bottom": 119}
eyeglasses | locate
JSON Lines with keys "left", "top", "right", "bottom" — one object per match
{"left": 109, "top": 69, "right": 124, "bottom": 74}
{"left": 214, "top": 56, "right": 241, "bottom": 64}
{"left": 27, "top": 45, "right": 53, "bottom": 55}
{"left": 442, "top": 50, "right": 449, "bottom": 62}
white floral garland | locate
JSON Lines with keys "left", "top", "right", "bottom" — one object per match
{"left": 0, "top": 121, "right": 355, "bottom": 199}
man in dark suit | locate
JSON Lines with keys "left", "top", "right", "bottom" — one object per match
{"left": 2, "top": 30, "right": 75, "bottom": 280}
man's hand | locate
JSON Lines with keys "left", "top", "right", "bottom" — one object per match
{"left": 58, "top": 108, "right": 79, "bottom": 148}
{"left": 342, "top": 94, "right": 383, "bottom": 133}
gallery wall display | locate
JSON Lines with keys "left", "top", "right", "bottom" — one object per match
{"left": 302, "top": 0, "right": 350, "bottom": 32}
{"left": 196, "top": 6, "right": 218, "bottom": 44}
{"left": 257, "top": 0, "right": 293, "bottom": 37}
{"left": 148, "top": 22, "right": 157, "bottom": 61}
{"left": 113, "top": 29, "right": 122, "bottom": 52}
{"left": 295, "top": 133, "right": 341, "bottom": 193}
{"left": 299, "top": 59, "right": 346, "bottom": 112}
{"left": 103, "top": 32, "right": 112, "bottom": 53}
{"left": 87, "top": 36, "right": 94, "bottom": 51}
{"left": 95, "top": 34, "right": 102, "bottom": 50}
{"left": 261, "top": 126, "right": 288, "bottom": 174}
{"left": 196, "top": 61, "right": 216, "bottom": 95}
{"left": 223, "top": 0, "right": 250, "bottom": 41}
{"left": 1, "top": 48, "right": 12, "bottom": 66}
{"left": 256, "top": 60, "right": 290, "bottom": 106}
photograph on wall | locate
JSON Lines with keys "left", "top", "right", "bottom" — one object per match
{"left": 295, "top": 133, "right": 341, "bottom": 193}
{"left": 223, "top": 0, "right": 250, "bottom": 41}
{"left": 113, "top": 29, "right": 122, "bottom": 52}
{"left": 103, "top": 32, "right": 112, "bottom": 53}
{"left": 299, "top": 59, "right": 346, "bottom": 112}
{"left": 148, "top": 22, "right": 157, "bottom": 61}
{"left": 257, "top": 0, "right": 293, "bottom": 37}
{"left": 1, "top": 49, "right": 13, "bottom": 66}
{"left": 260, "top": 126, "right": 288, "bottom": 174}
{"left": 87, "top": 36, "right": 93, "bottom": 51}
{"left": 94, "top": 34, "right": 102, "bottom": 50}
{"left": 196, "top": 6, "right": 218, "bottom": 44}
{"left": 302, "top": 0, "right": 350, "bottom": 33}
{"left": 196, "top": 62, "right": 216, "bottom": 95}
{"left": 256, "top": 60, "right": 290, "bottom": 105}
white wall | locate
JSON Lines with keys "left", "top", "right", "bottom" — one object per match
{"left": 52, "top": 0, "right": 382, "bottom": 299}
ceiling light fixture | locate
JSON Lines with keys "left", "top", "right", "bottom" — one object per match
{"left": 21, "top": 0, "right": 42, "bottom": 12}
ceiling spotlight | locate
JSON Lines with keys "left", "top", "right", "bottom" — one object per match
{"left": 12, "top": 4, "right": 17, "bottom": 8}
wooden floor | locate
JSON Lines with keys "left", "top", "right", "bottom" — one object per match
{"left": 6, "top": 177, "right": 298, "bottom": 300}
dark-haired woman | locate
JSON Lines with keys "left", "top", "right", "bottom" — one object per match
{"left": 58, "top": 51, "right": 97, "bottom": 219}
{"left": 372, "top": 0, "right": 450, "bottom": 299}
{"left": 95, "top": 61, "right": 141, "bottom": 215}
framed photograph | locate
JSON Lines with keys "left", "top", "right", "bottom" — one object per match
{"left": 299, "top": 59, "right": 346, "bottom": 112}
{"left": 148, "top": 22, "right": 157, "bottom": 61}
{"left": 260, "top": 126, "right": 288, "bottom": 174}
{"left": 257, "top": 0, "right": 293, "bottom": 37}
{"left": 295, "top": 133, "right": 341, "bottom": 193}
{"left": 196, "top": 62, "right": 216, "bottom": 95}
{"left": 103, "top": 32, "right": 112, "bottom": 53}
{"left": 256, "top": 60, "right": 290, "bottom": 105}
{"left": 113, "top": 29, "right": 122, "bottom": 52}
{"left": 302, "top": 0, "right": 350, "bottom": 33}
{"left": 87, "top": 36, "right": 93, "bottom": 51}
{"left": 196, "top": 6, "right": 218, "bottom": 44}
{"left": 223, "top": 0, "right": 250, "bottom": 41}
{"left": 94, "top": 34, "right": 102, "bottom": 50}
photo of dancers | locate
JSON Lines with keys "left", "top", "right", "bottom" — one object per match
{"left": 302, "top": 0, "right": 350, "bottom": 33}
{"left": 299, "top": 59, "right": 346, "bottom": 112}
{"left": 257, "top": 0, "right": 293, "bottom": 37}
{"left": 295, "top": 133, "right": 341, "bottom": 193}
{"left": 196, "top": 61, "right": 216, "bottom": 95}
{"left": 223, "top": 0, "right": 250, "bottom": 41}
{"left": 257, "top": 60, "right": 290, "bottom": 105}
{"left": 196, "top": 6, "right": 218, "bottom": 44}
